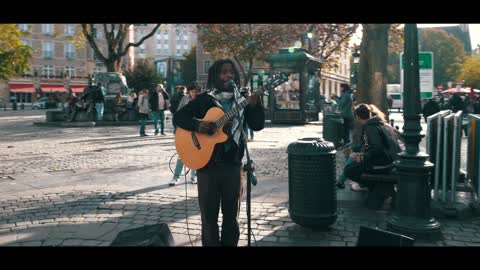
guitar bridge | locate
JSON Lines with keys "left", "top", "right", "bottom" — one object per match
{"left": 191, "top": 132, "right": 201, "bottom": 150}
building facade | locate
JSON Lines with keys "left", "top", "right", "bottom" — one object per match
{"left": 133, "top": 24, "right": 197, "bottom": 77}
{"left": 1, "top": 24, "right": 109, "bottom": 106}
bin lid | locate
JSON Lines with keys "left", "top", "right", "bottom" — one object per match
{"left": 287, "top": 137, "right": 336, "bottom": 155}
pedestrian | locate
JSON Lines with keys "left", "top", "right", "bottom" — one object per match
{"left": 93, "top": 82, "right": 105, "bottom": 121}
{"left": 343, "top": 103, "right": 401, "bottom": 208}
{"left": 422, "top": 98, "right": 440, "bottom": 123}
{"left": 138, "top": 89, "right": 150, "bottom": 137}
{"left": 169, "top": 85, "right": 186, "bottom": 132}
{"left": 336, "top": 83, "right": 354, "bottom": 145}
{"left": 170, "top": 85, "right": 201, "bottom": 186}
{"left": 174, "top": 59, "right": 265, "bottom": 246}
{"left": 150, "top": 84, "right": 170, "bottom": 135}
{"left": 113, "top": 93, "right": 127, "bottom": 122}
{"left": 127, "top": 92, "right": 137, "bottom": 110}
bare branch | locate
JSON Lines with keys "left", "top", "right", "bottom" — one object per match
{"left": 120, "top": 24, "right": 161, "bottom": 57}
{"left": 81, "top": 24, "right": 107, "bottom": 63}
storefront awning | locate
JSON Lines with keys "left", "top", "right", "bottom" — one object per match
{"left": 9, "top": 83, "right": 87, "bottom": 93}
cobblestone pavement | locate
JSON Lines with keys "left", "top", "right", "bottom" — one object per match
{"left": 0, "top": 111, "right": 479, "bottom": 246}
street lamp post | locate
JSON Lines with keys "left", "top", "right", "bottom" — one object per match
{"left": 351, "top": 48, "right": 360, "bottom": 90}
{"left": 386, "top": 24, "right": 441, "bottom": 238}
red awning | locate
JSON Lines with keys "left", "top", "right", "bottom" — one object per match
{"left": 9, "top": 83, "right": 87, "bottom": 93}
{"left": 9, "top": 84, "right": 35, "bottom": 93}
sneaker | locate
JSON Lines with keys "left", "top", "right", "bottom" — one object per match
{"left": 161, "top": 132, "right": 166, "bottom": 136}
{"left": 351, "top": 181, "right": 369, "bottom": 192}
{"left": 140, "top": 133, "right": 148, "bottom": 137}
{"left": 336, "top": 181, "right": 345, "bottom": 189}
{"left": 169, "top": 177, "right": 179, "bottom": 186}
{"left": 155, "top": 129, "right": 159, "bottom": 135}
{"left": 191, "top": 176, "right": 197, "bottom": 184}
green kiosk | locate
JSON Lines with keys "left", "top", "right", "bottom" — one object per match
{"left": 265, "top": 48, "right": 324, "bottom": 124}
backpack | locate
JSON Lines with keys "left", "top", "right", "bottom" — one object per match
{"left": 377, "top": 124, "right": 402, "bottom": 162}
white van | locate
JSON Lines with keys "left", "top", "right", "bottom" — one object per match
{"left": 387, "top": 84, "right": 403, "bottom": 111}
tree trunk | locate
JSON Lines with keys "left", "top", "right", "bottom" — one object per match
{"left": 357, "top": 24, "right": 390, "bottom": 112}
{"left": 353, "top": 24, "right": 391, "bottom": 145}
{"left": 105, "top": 58, "right": 122, "bottom": 72}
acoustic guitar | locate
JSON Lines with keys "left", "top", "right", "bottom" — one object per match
{"left": 174, "top": 73, "right": 289, "bottom": 170}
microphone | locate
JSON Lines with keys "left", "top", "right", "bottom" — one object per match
{"left": 226, "top": 80, "right": 238, "bottom": 92}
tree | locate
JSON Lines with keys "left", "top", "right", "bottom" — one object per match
{"left": 292, "top": 24, "right": 359, "bottom": 70}
{"left": 80, "top": 24, "right": 161, "bottom": 72}
{"left": 356, "top": 24, "right": 391, "bottom": 115}
{"left": 199, "top": 24, "right": 299, "bottom": 86}
{"left": 458, "top": 54, "right": 480, "bottom": 89}
{"left": 199, "top": 24, "right": 358, "bottom": 87}
{"left": 124, "top": 58, "right": 164, "bottom": 93}
{"left": 387, "top": 24, "right": 404, "bottom": 84}
{"left": 0, "top": 24, "right": 32, "bottom": 80}
{"left": 181, "top": 46, "right": 197, "bottom": 86}
{"left": 420, "top": 29, "right": 466, "bottom": 87}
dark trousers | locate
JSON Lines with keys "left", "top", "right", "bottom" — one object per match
{"left": 343, "top": 118, "right": 353, "bottom": 145}
{"left": 197, "top": 163, "right": 241, "bottom": 246}
{"left": 344, "top": 160, "right": 367, "bottom": 186}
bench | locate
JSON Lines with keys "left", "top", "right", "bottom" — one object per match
{"left": 360, "top": 169, "right": 399, "bottom": 210}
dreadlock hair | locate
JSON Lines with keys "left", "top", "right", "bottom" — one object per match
{"left": 206, "top": 59, "right": 241, "bottom": 90}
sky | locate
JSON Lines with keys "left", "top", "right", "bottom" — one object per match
{"left": 351, "top": 24, "right": 480, "bottom": 50}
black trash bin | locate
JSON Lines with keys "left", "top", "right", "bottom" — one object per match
{"left": 323, "top": 112, "right": 344, "bottom": 148}
{"left": 287, "top": 137, "right": 337, "bottom": 228}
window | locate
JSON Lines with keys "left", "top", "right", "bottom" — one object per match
{"left": 164, "top": 30, "right": 168, "bottom": 35}
{"left": 42, "top": 65, "right": 54, "bottom": 78}
{"left": 157, "top": 39, "right": 162, "bottom": 44}
{"left": 184, "top": 40, "right": 188, "bottom": 45}
{"left": 163, "top": 49, "right": 169, "bottom": 54}
{"left": 20, "top": 39, "right": 31, "bottom": 47}
{"left": 175, "top": 30, "right": 180, "bottom": 36}
{"left": 18, "top": 24, "right": 30, "bottom": 32}
{"left": 42, "top": 42, "right": 54, "bottom": 59}
{"left": 64, "top": 24, "right": 75, "bottom": 36}
{"left": 183, "top": 30, "right": 188, "bottom": 35}
{"left": 273, "top": 73, "right": 301, "bottom": 110}
{"left": 65, "top": 43, "right": 76, "bottom": 59}
{"left": 176, "top": 49, "right": 181, "bottom": 55}
{"left": 42, "top": 24, "right": 54, "bottom": 34}
{"left": 204, "top": 61, "right": 211, "bottom": 74}
{"left": 140, "top": 49, "right": 145, "bottom": 54}
{"left": 65, "top": 66, "right": 76, "bottom": 77}
{"left": 164, "top": 40, "right": 168, "bottom": 44}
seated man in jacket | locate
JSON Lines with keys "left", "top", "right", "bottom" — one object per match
{"left": 344, "top": 103, "right": 401, "bottom": 207}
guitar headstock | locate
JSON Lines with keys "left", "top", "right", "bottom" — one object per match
{"left": 258, "top": 72, "right": 290, "bottom": 96}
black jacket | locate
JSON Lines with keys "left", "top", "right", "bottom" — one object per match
{"left": 362, "top": 116, "right": 401, "bottom": 168}
{"left": 150, "top": 91, "right": 170, "bottom": 111}
{"left": 174, "top": 92, "right": 265, "bottom": 170}
{"left": 422, "top": 100, "right": 440, "bottom": 119}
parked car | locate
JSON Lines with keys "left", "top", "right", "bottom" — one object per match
{"left": 32, "top": 97, "right": 57, "bottom": 109}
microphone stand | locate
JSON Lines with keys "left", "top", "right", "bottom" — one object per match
{"left": 232, "top": 84, "right": 257, "bottom": 247}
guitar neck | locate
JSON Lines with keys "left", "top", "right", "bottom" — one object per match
{"left": 215, "top": 99, "right": 249, "bottom": 127}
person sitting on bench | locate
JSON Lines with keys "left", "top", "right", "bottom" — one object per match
{"left": 337, "top": 104, "right": 391, "bottom": 189}
{"left": 343, "top": 104, "right": 401, "bottom": 203}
